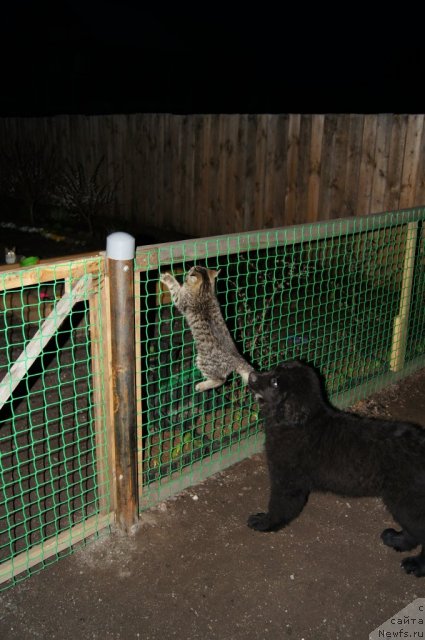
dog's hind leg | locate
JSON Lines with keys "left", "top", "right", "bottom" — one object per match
{"left": 381, "top": 528, "right": 419, "bottom": 552}
{"left": 248, "top": 489, "right": 309, "bottom": 532}
{"left": 402, "top": 547, "right": 425, "bottom": 577}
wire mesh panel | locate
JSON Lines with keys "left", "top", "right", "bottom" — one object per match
{"left": 0, "top": 257, "right": 112, "bottom": 589}
{"left": 135, "top": 208, "right": 425, "bottom": 508}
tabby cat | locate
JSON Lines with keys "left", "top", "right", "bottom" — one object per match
{"left": 160, "top": 266, "right": 253, "bottom": 391}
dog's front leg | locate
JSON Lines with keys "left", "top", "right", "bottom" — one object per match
{"left": 248, "top": 486, "right": 309, "bottom": 532}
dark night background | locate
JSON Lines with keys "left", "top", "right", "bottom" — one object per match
{"left": 0, "top": 1, "right": 424, "bottom": 116}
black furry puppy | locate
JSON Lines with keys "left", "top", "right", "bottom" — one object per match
{"left": 248, "top": 360, "right": 425, "bottom": 577}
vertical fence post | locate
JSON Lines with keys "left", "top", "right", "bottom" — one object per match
{"left": 106, "top": 232, "right": 138, "bottom": 531}
{"left": 390, "top": 221, "right": 419, "bottom": 373}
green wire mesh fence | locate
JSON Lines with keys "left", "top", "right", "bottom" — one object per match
{"left": 1, "top": 207, "right": 424, "bottom": 589}
{"left": 0, "top": 258, "right": 112, "bottom": 590}
{"left": 136, "top": 209, "right": 425, "bottom": 508}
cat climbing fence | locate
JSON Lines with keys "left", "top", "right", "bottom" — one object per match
{"left": 0, "top": 206, "right": 424, "bottom": 590}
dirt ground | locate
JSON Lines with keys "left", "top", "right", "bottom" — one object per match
{"left": 0, "top": 368, "right": 424, "bottom": 639}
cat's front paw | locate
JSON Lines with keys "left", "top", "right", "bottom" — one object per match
{"left": 159, "top": 272, "right": 173, "bottom": 287}
{"left": 247, "top": 512, "right": 273, "bottom": 532}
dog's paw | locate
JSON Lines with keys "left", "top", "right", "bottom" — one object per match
{"left": 381, "top": 528, "right": 418, "bottom": 552}
{"left": 247, "top": 512, "right": 273, "bottom": 531}
{"left": 381, "top": 528, "right": 404, "bottom": 551}
{"left": 401, "top": 555, "right": 425, "bottom": 577}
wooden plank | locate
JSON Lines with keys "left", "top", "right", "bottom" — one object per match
{"left": 284, "top": 114, "right": 301, "bottom": 225}
{"left": 294, "top": 115, "right": 312, "bottom": 224}
{"left": 386, "top": 114, "right": 408, "bottom": 211}
{"left": 179, "top": 115, "right": 190, "bottom": 235}
{"left": 118, "top": 114, "right": 130, "bottom": 224}
{"left": 0, "top": 276, "right": 91, "bottom": 409}
{"left": 370, "top": 113, "right": 392, "bottom": 213}
{"left": 272, "top": 115, "right": 290, "bottom": 226}
{"left": 185, "top": 116, "right": 196, "bottom": 236}
{"left": 192, "top": 116, "right": 204, "bottom": 235}
{"left": 137, "top": 114, "right": 150, "bottom": 227}
{"left": 134, "top": 270, "right": 143, "bottom": 506}
{"left": 88, "top": 270, "right": 113, "bottom": 515}
{"left": 225, "top": 115, "right": 239, "bottom": 234}
{"left": 329, "top": 115, "right": 350, "bottom": 219}
{"left": 343, "top": 114, "right": 364, "bottom": 217}
{"left": 146, "top": 114, "right": 156, "bottom": 229}
{"left": 412, "top": 118, "right": 425, "bottom": 206}
{"left": 132, "top": 114, "right": 144, "bottom": 223}
{"left": 356, "top": 114, "right": 378, "bottom": 215}
{"left": 318, "top": 115, "right": 338, "bottom": 220}
{"left": 262, "top": 114, "right": 277, "bottom": 229}
{"left": 198, "top": 114, "right": 211, "bottom": 236}
{"left": 215, "top": 115, "right": 227, "bottom": 236}
{"left": 0, "top": 513, "right": 113, "bottom": 585}
{"left": 100, "top": 264, "right": 117, "bottom": 514}
{"left": 400, "top": 114, "right": 425, "bottom": 209}
{"left": 253, "top": 114, "right": 268, "bottom": 230}
{"left": 173, "top": 116, "right": 184, "bottom": 233}
{"left": 244, "top": 115, "right": 257, "bottom": 231}
{"left": 117, "top": 115, "right": 126, "bottom": 218}
{"left": 125, "top": 114, "right": 134, "bottom": 222}
{"left": 0, "top": 253, "right": 103, "bottom": 291}
{"left": 176, "top": 115, "right": 186, "bottom": 233}
{"left": 306, "top": 114, "right": 325, "bottom": 222}
{"left": 207, "top": 115, "right": 221, "bottom": 236}
{"left": 148, "top": 114, "right": 158, "bottom": 228}
{"left": 234, "top": 115, "right": 247, "bottom": 232}
{"left": 155, "top": 113, "right": 165, "bottom": 229}
{"left": 162, "top": 113, "right": 173, "bottom": 232}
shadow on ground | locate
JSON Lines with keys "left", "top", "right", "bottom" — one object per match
{"left": 1, "top": 369, "right": 425, "bottom": 640}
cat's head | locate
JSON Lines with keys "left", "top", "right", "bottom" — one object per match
{"left": 185, "top": 266, "right": 220, "bottom": 292}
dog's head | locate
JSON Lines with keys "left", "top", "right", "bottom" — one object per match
{"left": 248, "top": 360, "right": 324, "bottom": 426}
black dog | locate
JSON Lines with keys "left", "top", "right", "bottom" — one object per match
{"left": 248, "top": 360, "right": 425, "bottom": 577}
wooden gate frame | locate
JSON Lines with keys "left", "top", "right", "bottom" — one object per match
{"left": 0, "top": 254, "right": 114, "bottom": 585}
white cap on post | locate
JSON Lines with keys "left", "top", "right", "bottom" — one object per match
{"left": 106, "top": 232, "right": 136, "bottom": 260}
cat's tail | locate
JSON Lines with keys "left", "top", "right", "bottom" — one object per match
{"left": 235, "top": 360, "right": 255, "bottom": 386}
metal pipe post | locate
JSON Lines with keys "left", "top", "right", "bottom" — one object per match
{"left": 106, "top": 232, "right": 138, "bottom": 531}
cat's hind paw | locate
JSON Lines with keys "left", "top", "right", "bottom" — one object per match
{"left": 195, "top": 378, "right": 225, "bottom": 392}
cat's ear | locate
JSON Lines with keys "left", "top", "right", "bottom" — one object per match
{"left": 208, "top": 269, "right": 220, "bottom": 283}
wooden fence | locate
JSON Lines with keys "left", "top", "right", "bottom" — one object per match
{"left": 0, "top": 114, "right": 424, "bottom": 237}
